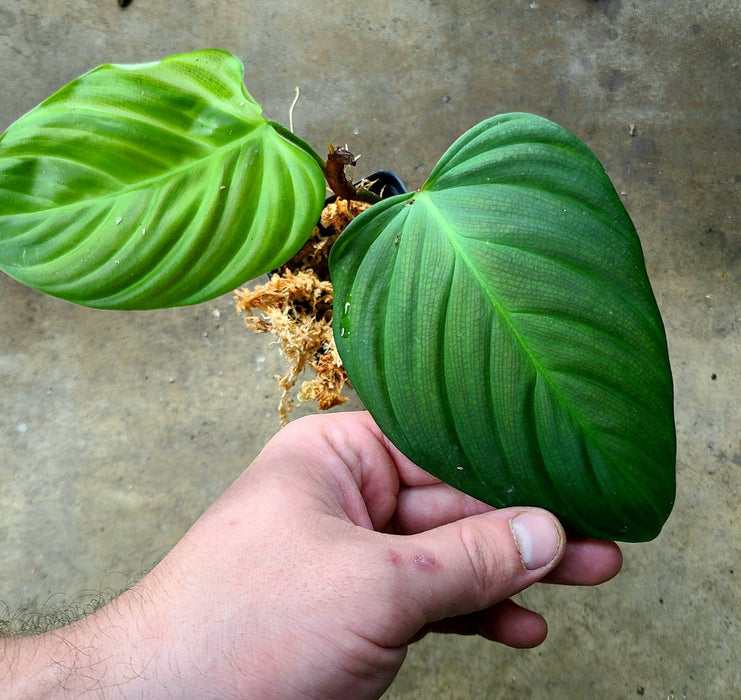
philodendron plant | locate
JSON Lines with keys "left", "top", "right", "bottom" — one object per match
{"left": 0, "top": 49, "right": 675, "bottom": 542}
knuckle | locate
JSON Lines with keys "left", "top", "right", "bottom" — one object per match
{"left": 457, "top": 520, "right": 506, "bottom": 602}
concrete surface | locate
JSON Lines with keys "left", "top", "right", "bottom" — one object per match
{"left": 1, "top": 0, "right": 738, "bottom": 697}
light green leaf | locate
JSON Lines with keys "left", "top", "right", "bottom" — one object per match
{"left": 330, "top": 113, "right": 675, "bottom": 542}
{"left": 0, "top": 49, "right": 325, "bottom": 309}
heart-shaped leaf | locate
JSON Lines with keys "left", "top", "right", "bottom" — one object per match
{"left": 0, "top": 49, "right": 325, "bottom": 309}
{"left": 330, "top": 113, "right": 675, "bottom": 542}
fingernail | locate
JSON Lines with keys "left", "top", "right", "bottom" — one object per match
{"left": 510, "top": 511, "right": 562, "bottom": 570}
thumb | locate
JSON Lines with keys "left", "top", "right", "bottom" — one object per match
{"left": 381, "top": 508, "right": 565, "bottom": 637}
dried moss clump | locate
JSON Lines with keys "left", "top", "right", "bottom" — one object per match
{"left": 235, "top": 198, "right": 370, "bottom": 425}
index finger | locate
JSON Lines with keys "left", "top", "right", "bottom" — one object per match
{"left": 392, "top": 481, "right": 495, "bottom": 534}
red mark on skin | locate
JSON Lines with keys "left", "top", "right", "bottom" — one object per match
{"left": 413, "top": 552, "right": 439, "bottom": 572}
{"left": 388, "top": 550, "right": 441, "bottom": 572}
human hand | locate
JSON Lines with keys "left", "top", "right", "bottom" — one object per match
{"left": 5, "top": 411, "right": 621, "bottom": 699}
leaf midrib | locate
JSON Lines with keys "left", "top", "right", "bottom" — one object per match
{"left": 418, "top": 192, "right": 654, "bottom": 498}
{"left": 1, "top": 120, "right": 276, "bottom": 218}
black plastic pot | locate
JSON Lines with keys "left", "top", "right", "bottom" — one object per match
{"left": 324, "top": 170, "right": 407, "bottom": 206}
{"left": 358, "top": 170, "right": 408, "bottom": 200}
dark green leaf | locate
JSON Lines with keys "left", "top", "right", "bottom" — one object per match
{"left": 0, "top": 49, "right": 325, "bottom": 309}
{"left": 330, "top": 113, "right": 675, "bottom": 542}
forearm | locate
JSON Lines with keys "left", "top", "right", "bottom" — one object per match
{"left": 0, "top": 585, "right": 167, "bottom": 699}
{"left": 2, "top": 623, "right": 103, "bottom": 698}
{"left": 1, "top": 633, "right": 60, "bottom": 698}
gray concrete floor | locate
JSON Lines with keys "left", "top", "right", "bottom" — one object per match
{"left": 1, "top": 0, "right": 738, "bottom": 697}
